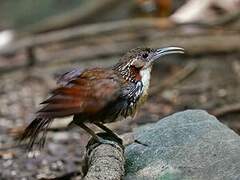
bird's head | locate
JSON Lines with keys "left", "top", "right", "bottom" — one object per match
{"left": 114, "top": 46, "right": 184, "bottom": 82}
{"left": 119, "top": 47, "right": 184, "bottom": 70}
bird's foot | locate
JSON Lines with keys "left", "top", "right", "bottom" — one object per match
{"left": 86, "top": 132, "right": 124, "bottom": 153}
{"left": 96, "top": 137, "right": 121, "bottom": 149}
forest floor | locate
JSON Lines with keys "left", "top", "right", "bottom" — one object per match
{"left": 0, "top": 52, "right": 240, "bottom": 179}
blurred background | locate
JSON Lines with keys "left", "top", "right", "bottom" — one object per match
{"left": 0, "top": 0, "right": 239, "bottom": 179}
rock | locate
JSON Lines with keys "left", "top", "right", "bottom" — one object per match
{"left": 124, "top": 110, "right": 240, "bottom": 180}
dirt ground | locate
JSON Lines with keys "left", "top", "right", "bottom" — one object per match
{"left": 0, "top": 52, "right": 240, "bottom": 179}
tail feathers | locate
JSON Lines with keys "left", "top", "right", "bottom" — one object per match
{"left": 20, "top": 117, "right": 53, "bottom": 151}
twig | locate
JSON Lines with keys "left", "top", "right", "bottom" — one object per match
{"left": 211, "top": 103, "right": 240, "bottom": 117}
{"left": 232, "top": 60, "right": 240, "bottom": 81}
{"left": 149, "top": 63, "right": 197, "bottom": 96}
{"left": 26, "top": 46, "right": 36, "bottom": 67}
{"left": 208, "top": 10, "right": 240, "bottom": 27}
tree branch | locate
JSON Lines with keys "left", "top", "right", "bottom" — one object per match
{"left": 83, "top": 133, "right": 125, "bottom": 180}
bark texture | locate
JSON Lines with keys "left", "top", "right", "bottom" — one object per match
{"left": 83, "top": 133, "right": 125, "bottom": 180}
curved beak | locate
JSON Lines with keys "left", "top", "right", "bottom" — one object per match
{"left": 152, "top": 47, "right": 184, "bottom": 61}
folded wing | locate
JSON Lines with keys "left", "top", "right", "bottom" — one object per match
{"left": 21, "top": 68, "right": 120, "bottom": 150}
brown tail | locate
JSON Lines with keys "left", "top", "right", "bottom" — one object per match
{"left": 20, "top": 117, "right": 53, "bottom": 151}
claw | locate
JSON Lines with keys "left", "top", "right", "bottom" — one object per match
{"left": 97, "top": 137, "right": 120, "bottom": 148}
{"left": 134, "top": 139, "right": 148, "bottom": 146}
{"left": 86, "top": 132, "right": 125, "bottom": 154}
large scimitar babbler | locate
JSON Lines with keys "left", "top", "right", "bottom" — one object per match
{"left": 20, "top": 46, "right": 184, "bottom": 150}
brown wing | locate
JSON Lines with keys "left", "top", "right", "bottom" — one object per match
{"left": 56, "top": 68, "right": 83, "bottom": 86}
{"left": 38, "top": 68, "right": 121, "bottom": 118}
{"left": 20, "top": 68, "right": 121, "bottom": 150}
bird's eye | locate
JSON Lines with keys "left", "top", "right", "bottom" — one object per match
{"left": 142, "top": 53, "right": 148, "bottom": 58}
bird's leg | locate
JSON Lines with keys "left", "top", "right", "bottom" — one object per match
{"left": 75, "top": 122, "right": 99, "bottom": 142}
{"left": 72, "top": 116, "right": 122, "bottom": 148}
{"left": 76, "top": 122, "right": 121, "bottom": 148}
{"left": 94, "top": 122, "right": 123, "bottom": 145}
{"left": 94, "top": 122, "right": 146, "bottom": 147}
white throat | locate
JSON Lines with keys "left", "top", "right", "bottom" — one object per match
{"left": 140, "top": 67, "right": 152, "bottom": 95}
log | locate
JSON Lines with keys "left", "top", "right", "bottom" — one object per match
{"left": 211, "top": 103, "right": 240, "bottom": 117}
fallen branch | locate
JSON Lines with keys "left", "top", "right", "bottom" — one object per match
{"left": 0, "top": 18, "right": 163, "bottom": 55}
{"left": 207, "top": 10, "right": 240, "bottom": 27}
{"left": 83, "top": 133, "right": 125, "bottom": 180}
{"left": 0, "top": 29, "right": 239, "bottom": 75}
{"left": 211, "top": 103, "right": 240, "bottom": 117}
{"left": 232, "top": 60, "right": 240, "bottom": 81}
{"left": 0, "top": 18, "right": 239, "bottom": 74}
{"left": 5, "top": 17, "right": 240, "bottom": 56}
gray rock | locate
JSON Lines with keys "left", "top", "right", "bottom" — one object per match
{"left": 124, "top": 110, "right": 240, "bottom": 180}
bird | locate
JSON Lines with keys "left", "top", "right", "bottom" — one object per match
{"left": 20, "top": 46, "right": 184, "bottom": 150}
